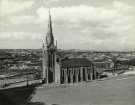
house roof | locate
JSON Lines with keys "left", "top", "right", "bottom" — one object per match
{"left": 61, "top": 58, "right": 92, "bottom": 68}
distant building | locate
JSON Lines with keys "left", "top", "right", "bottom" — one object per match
{"left": 114, "top": 59, "right": 129, "bottom": 72}
{"left": 93, "top": 60, "right": 114, "bottom": 78}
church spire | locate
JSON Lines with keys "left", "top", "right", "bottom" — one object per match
{"left": 42, "top": 8, "right": 57, "bottom": 84}
{"left": 46, "top": 9, "right": 54, "bottom": 47}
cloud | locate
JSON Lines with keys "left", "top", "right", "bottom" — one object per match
{"left": 1, "top": 0, "right": 135, "bottom": 50}
{"left": 36, "top": 6, "right": 49, "bottom": 23}
{"left": 0, "top": 32, "right": 42, "bottom": 49}
{"left": 35, "top": 1, "right": 135, "bottom": 50}
{"left": 113, "top": 1, "right": 134, "bottom": 12}
{"left": 43, "top": 0, "right": 61, "bottom": 4}
{"left": 0, "top": 0, "right": 34, "bottom": 16}
{"left": 0, "top": 32, "right": 41, "bottom": 41}
{"left": 49, "top": 0, "right": 60, "bottom": 2}
{"left": 9, "top": 15, "right": 36, "bottom": 24}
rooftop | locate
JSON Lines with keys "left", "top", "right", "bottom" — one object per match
{"left": 61, "top": 58, "right": 92, "bottom": 68}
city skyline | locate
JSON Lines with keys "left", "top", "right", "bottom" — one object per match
{"left": 0, "top": 0, "right": 135, "bottom": 51}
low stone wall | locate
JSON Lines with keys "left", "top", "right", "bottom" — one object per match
{"left": 37, "top": 82, "right": 88, "bottom": 89}
{"left": 37, "top": 75, "right": 120, "bottom": 89}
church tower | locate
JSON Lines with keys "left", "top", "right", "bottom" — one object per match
{"left": 42, "top": 9, "right": 57, "bottom": 83}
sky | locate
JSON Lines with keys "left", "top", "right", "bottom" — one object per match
{"left": 0, "top": 0, "right": 135, "bottom": 51}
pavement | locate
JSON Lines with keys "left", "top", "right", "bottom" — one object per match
{"left": 30, "top": 75, "right": 135, "bottom": 105}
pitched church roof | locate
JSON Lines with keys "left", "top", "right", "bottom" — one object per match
{"left": 61, "top": 58, "right": 92, "bottom": 68}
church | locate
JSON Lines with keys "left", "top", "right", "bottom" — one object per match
{"left": 42, "top": 10, "right": 97, "bottom": 84}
